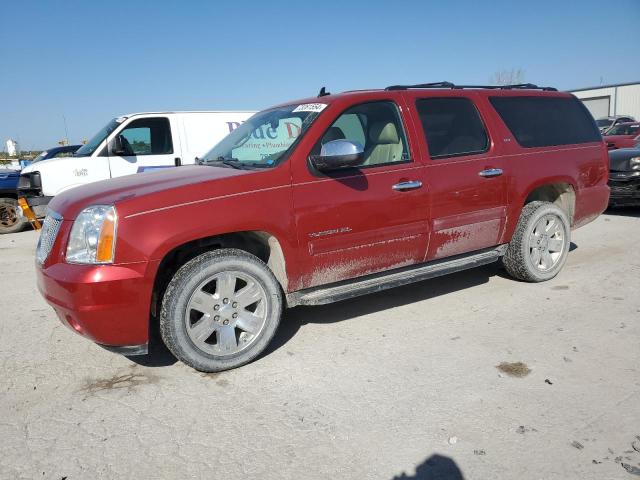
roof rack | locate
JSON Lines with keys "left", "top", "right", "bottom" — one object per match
{"left": 384, "top": 82, "right": 557, "bottom": 92}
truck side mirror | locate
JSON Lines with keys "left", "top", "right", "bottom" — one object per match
{"left": 309, "top": 140, "right": 365, "bottom": 172}
{"left": 110, "top": 135, "right": 132, "bottom": 156}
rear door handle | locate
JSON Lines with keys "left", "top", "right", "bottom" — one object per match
{"left": 392, "top": 180, "right": 423, "bottom": 191}
{"left": 478, "top": 168, "right": 503, "bottom": 178}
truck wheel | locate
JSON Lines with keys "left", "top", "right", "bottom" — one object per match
{"left": 503, "top": 201, "right": 571, "bottom": 282}
{"left": 160, "top": 249, "right": 283, "bottom": 372}
{"left": 0, "top": 198, "right": 28, "bottom": 234}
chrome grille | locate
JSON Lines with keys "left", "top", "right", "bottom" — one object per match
{"left": 36, "top": 211, "right": 63, "bottom": 264}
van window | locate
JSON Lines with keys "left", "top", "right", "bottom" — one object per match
{"left": 120, "top": 117, "right": 173, "bottom": 155}
{"left": 489, "top": 96, "right": 601, "bottom": 148}
{"left": 312, "top": 101, "right": 410, "bottom": 167}
{"left": 415, "top": 98, "right": 489, "bottom": 158}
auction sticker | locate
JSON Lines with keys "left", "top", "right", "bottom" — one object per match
{"left": 292, "top": 103, "right": 327, "bottom": 113}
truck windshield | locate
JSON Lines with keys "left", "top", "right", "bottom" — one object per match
{"left": 74, "top": 118, "right": 123, "bottom": 157}
{"left": 201, "top": 103, "right": 327, "bottom": 168}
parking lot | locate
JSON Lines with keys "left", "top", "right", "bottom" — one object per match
{"left": 0, "top": 209, "right": 638, "bottom": 479}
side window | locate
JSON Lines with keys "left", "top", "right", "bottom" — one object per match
{"left": 313, "top": 101, "right": 410, "bottom": 166}
{"left": 53, "top": 150, "right": 74, "bottom": 158}
{"left": 490, "top": 96, "right": 601, "bottom": 148}
{"left": 119, "top": 118, "right": 173, "bottom": 155}
{"left": 416, "top": 97, "right": 489, "bottom": 159}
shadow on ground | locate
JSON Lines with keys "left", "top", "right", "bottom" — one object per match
{"left": 392, "top": 454, "right": 465, "bottom": 480}
{"left": 605, "top": 206, "right": 640, "bottom": 218}
{"left": 126, "top": 327, "right": 178, "bottom": 368}
{"left": 264, "top": 262, "right": 502, "bottom": 357}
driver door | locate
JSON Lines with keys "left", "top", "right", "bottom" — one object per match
{"left": 108, "top": 116, "right": 178, "bottom": 177}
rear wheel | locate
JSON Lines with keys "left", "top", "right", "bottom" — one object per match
{"left": 160, "top": 249, "right": 283, "bottom": 372}
{"left": 503, "top": 201, "right": 571, "bottom": 282}
{"left": 0, "top": 198, "right": 28, "bottom": 234}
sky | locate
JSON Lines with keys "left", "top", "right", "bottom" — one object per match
{"left": 1, "top": 0, "right": 639, "bottom": 150}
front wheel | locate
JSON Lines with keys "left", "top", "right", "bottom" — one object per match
{"left": 503, "top": 201, "right": 571, "bottom": 282}
{"left": 160, "top": 249, "right": 283, "bottom": 372}
{"left": 0, "top": 198, "right": 28, "bottom": 234}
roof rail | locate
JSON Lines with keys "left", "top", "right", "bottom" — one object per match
{"left": 384, "top": 82, "right": 557, "bottom": 92}
{"left": 385, "top": 82, "right": 455, "bottom": 91}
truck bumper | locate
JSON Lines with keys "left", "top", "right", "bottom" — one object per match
{"left": 608, "top": 172, "right": 640, "bottom": 206}
{"left": 36, "top": 260, "right": 158, "bottom": 352}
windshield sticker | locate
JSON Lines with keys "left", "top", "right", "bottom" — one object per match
{"left": 292, "top": 103, "right": 327, "bottom": 113}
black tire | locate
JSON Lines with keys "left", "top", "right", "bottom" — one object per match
{"left": 0, "top": 197, "right": 28, "bottom": 234}
{"left": 503, "top": 201, "right": 571, "bottom": 282}
{"left": 160, "top": 249, "right": 283, "bottom": 372}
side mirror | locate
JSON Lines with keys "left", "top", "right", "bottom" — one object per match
{"left": 310, "top": 139, "right": 364, "bottom": 172}
{"left": 110, "top": 135, "right": 132, "bottom": 156}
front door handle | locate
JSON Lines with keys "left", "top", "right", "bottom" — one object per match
{"left": 478, "top": 168, "right": 503, "bottom": 178}
{"left": 392, "top": 180, "right": 423, "bottom": 191}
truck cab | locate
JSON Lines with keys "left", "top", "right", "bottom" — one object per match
{"left": 18, "top": 111, "right": 255, "bottom": 218}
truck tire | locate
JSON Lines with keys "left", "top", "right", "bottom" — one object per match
{"left": 503, "top": 201, "right": 571, "bottom": 282}
{"left": 160, "top": 249, "right": 283, "bottom": 372}
{"left": 0, "top": 198, "right": 28, "bottom": 234}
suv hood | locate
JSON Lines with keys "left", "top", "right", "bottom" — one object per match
{"left": 49, "top": 165, "right": 255, "bottom": 220}
{"left": 609, "top": 148, "right": 640, "bottom": 171}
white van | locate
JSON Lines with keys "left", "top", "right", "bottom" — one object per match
{"left": 18, "top": 111, "right": 255, "bottom": 217}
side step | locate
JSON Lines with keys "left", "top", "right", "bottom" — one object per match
{"left": 287, "top": 245, "right": 507, "bottom": 307}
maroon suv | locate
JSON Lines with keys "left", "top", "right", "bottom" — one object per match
{"left": 35, "top": 82, "right": 609, "bottom": 372}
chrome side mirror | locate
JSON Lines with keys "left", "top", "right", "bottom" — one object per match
{"left": 310, "top": 139, "right": 365, "bottom": 172}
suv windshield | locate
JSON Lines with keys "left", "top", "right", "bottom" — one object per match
{"left": 201, "top": 103, "right": 327, "bottom": 168}
{"left": 74, "top": 118, "right": 123, "bottom": 157}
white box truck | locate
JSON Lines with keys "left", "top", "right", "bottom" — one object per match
{"left": 18, "top": 110, "right": 255, "bottom": 218}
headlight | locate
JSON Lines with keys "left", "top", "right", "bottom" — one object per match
{"left": 631, "top": 157, "right": 640, "bottom": 170}
{"left": 66, "top": 205, "right": 117, "bottom": 264}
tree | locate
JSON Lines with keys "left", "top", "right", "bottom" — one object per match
{"left": 490, "top": 68, "right": 525, "bottom": 86}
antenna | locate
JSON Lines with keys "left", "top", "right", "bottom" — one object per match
{"left": 318, "top": 87, "right": 330, "bottom": 97}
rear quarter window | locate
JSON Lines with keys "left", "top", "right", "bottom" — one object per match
{"left": 489, "top": 96, "right": 601, "bottom": 148}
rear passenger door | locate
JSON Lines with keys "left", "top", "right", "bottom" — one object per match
{"left": 406, "top": 93, "right": 508, "bottom": 259}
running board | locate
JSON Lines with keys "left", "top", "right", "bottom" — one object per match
{"left": 287, "top": 245, "right": 507, "bottom": 307}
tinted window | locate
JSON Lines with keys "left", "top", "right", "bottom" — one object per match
{"left": 606, "top": 124, "right": 640, "bottom": 136}
{"left": 490, "top": 96, "right": 601, "bottom": 148}
{"left": 119, "top": 117, "right": 173, "bottom": 155}
{"left": 313, "top": 101, "right": 409, "bottom": 166}
{"left": 415, "top": 98, "right": 489, "bottom": 158}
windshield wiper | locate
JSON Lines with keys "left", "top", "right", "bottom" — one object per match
{"left": 210, "top": 157, "right": 270, "bottom": 170}
{"left": 208, "top": 156, "right": 243, "bottom": 169}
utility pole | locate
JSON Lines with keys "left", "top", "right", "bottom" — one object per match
{"left": 62, "top": 115, "right": 70, "bottom": 146}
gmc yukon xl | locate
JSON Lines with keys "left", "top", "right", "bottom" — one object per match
{"left": 35, "top": 82, "right": 609, "bottom": 372}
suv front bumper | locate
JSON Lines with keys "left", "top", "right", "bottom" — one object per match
{"left": 37, "top": 260, "right": 158, "bottom": 352}
{"left": 608, "top": 171, "right": 640, "bottom": 206}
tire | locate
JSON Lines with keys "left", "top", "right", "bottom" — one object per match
{"left": 160, "top": 249, "right": 283, "bottom": 372}
{"left": 503, "top": 201, "right": 571, "bottom": 282}
{"left": 0, "top": 198, "right": 28, "bottom": 234}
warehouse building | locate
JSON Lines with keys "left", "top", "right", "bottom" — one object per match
{"left": 570, "top": 81, "right": 640, "bottom": 120}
